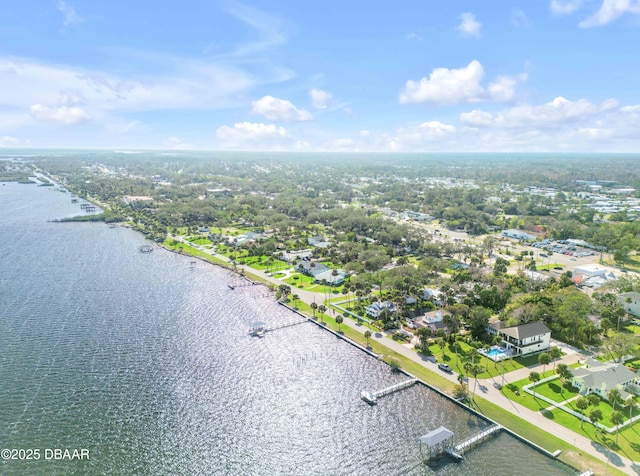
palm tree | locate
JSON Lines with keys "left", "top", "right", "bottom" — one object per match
{"left": 588, "top": 393, "right": 601, "bottom": 408}
{"left": 529, "top": 371, "right": 541, "bottom": 399}
{"left": 589, "top": 408, "right": 603, "bottom": 435}
{"left": 608, "top": 388, "right": 622, "bottom": 412}
{"left": 364, "top": 330, "right": 372, "bottom": 348}
{"left": 624, "top": 396, "right": 637, "bottom": 419}
{"left": 335, "top": 315, "right": 343, "bottom": 333}
{"left": 318, "top": 304, "right": 327, "bottom": 323}
{"left": 492, "top": 335, "right": 502, "bottom": 368}
{"left": 556, "top": 363, "right": 573, "bottom": 384}
{"left": 576, "top": 397, "right": 589, "bottom": 428}
{"left": 310, "top": 302, "right": 318, "bottom": 318}
{"left": 464, "top": 362, "right": 482, "bottom": 401}
{"left": 482, "top": 344, "right": 490, "bottom": 371}
{"left": 453, "top": 341, "right": 460, "bottom": 368}
{"left": 610, "top": 411, "right": 625, "bottom": 445}
{"left": 292, "top": 294, "right": 299, "bottom": 309}
{"left": 415, "top": 327, "right": 431, "bottom": 353}
{"left": 549, "top": 346, "right": 562, "bottom": 371}
{"left": 538, "top": 352, "right": 551, "bottom": 377}
{"left": 438, "top": 338, "right": 446, "bottom": 361}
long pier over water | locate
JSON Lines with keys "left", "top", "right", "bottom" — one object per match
{"left": 361, "top": 378, "right": 418, "bottom": 405}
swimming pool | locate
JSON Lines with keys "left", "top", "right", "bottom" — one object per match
{"left": 480, "top": 345, "right": 513, "bottom": 361}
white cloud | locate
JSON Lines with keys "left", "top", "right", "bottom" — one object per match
{"left": 397, "top": 121, "right": 456, "bottom": 143}
{"left": 487, "top": 76, "right": 520, "bottom": 102}
{"left": 59, "top": 90, "right": 86, "bottom": 107}
{"left": 359, "top": 130, "right": 370, "bottom": 137}
{"left": 216, "top": 122, "right": 289, "bottom": 148}
{"left": 620, "top": 104, "right": 640, "bottom": 114}
{"left": 579, "top": 0, "right": 640, "bottom": 27}
{"left": 0, "top": 136, "right": 20, "bottom": 147}
{"left": 578, "top": 127, "right": 613, "bottom": 139}
{"left": 30, "top": 104, "right": 91, "bottom": 124}
{"left": 405, "top": 32, "right": 423, "bottom": 41}
{"left": 549, "top": 0, "right": 583, "bottom": 15}
{"left": 310, "top": 89, "right": 332, "bottom": 109}
{"left": 400, "top": 60, "right": 485, "bottom": 105}
{"left": 511, "top": 8, "right": 532, "bottom": 27}
{"left": 166, "top": 136, "right": 194, "bottom": 150}
{"left": 399, "top": 61, "right": 526, "bottom": 105}
{"left": 57, "top": 1, "right": 85, "bottom": 27}
{"left": 251, "top": 95, "right": 312, "bottom": 122}
{"left": 332, "top": 138, "right": 354, "bottom": 147}
{"left": 460, "top": 96, "right": 619, "bottom": 128}
{"left": 457, "top": 12, "right": 482, "bottom": 38}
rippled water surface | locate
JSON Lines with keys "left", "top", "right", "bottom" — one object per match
{"left": 0, "top": 182, "right": 574, "bottom": 475}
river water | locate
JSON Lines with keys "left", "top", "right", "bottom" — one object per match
{"left": 0, "top": 182, "right": 574, "bottom": 475}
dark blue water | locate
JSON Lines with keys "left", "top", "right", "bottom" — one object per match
{"left": 0, "top": 182, "right": 574, "bottom": 475}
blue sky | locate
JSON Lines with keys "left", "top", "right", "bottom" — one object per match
{"left": 1, "top": 0, "right": 640, "bottom": 152}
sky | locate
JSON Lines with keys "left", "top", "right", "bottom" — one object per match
{"left": 1, "top": 0, "right": 640, "bottom": 152}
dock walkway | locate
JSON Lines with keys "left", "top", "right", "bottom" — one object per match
{"left": 454, "top": 424, "right": 502, "bottom": 456}
{"left": 362, "top": 378, "right": 418, "bottom": 404}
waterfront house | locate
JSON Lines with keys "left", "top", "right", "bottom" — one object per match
{"left": 313, "top": 269, "right": 346, "bottom": 286}
{"left": 571, "top": 359, "right": 639, "bottom": 400}
{"left": 617, "top": 292, "right": 640, "bottom": 317}
{"left": 411, "top": 310, "right": 451, "bottom": 335}
{"left": 488, "top": 320, "right": 551, "bottom": 356}
{"left": 366, "top": 301, "right": 395, "bottom": 319}
{"left": 296, "top": 260, "right": 329, "bottom": 277}
{"left": 423, "top": 288, "right": 444, "bottom": 306}
{"left": 281, "top": 249, "right": 313, "bottom": 263}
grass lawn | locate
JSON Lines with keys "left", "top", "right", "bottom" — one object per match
{"left": 238, "top": 255, "right": 289, "bottom": 272}
{"left": 284, "top": 273, "right": 314, "bottom": 288}
{"left": 187, "top": 236, "right": 211, "bottom": 245}
{"left": 534, "top": 379, "right": 580, "bottom": 403}
{"left": 284, "top": 273, "right": 344, "bottom": 294}
{"left": 162, "top": 239, "right": 231, "bottom": 268}
{"left": 542, "top": 407, "right": 640, "bottom": 462}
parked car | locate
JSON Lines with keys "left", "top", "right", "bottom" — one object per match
{"left": 438, "top": 363, "right": 453, "bottom": 373}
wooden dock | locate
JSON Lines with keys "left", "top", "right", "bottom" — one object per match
{"left": 453, "top": 424, "right": 501, "bottom": 456}
{"left": 362, "top": 378, "right": 418, "bottom": 405}
{"left": 249, "top": 319, "right": 307, "bottom": 337}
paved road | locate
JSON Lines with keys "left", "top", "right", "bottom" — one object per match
{"left": 171, "top": 237, "right": 639, "bottom": 475}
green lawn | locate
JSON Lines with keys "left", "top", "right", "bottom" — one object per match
{"left": 534, "top": 379, "right": 580, "bottom": 403}
{"left": 542, "top": 406, "right": 640, "bottom": 461}
{"left": 238, "top": 255, "right": 289, "bottom": 271}
{"left": 187, "top": 236, "right": 211, "bottom": 245}
{"left": 284, "top": 273, "right": 343, "bottom": 294}
{"left": 162, "top": 239, "right": 231, "bottom": 268}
